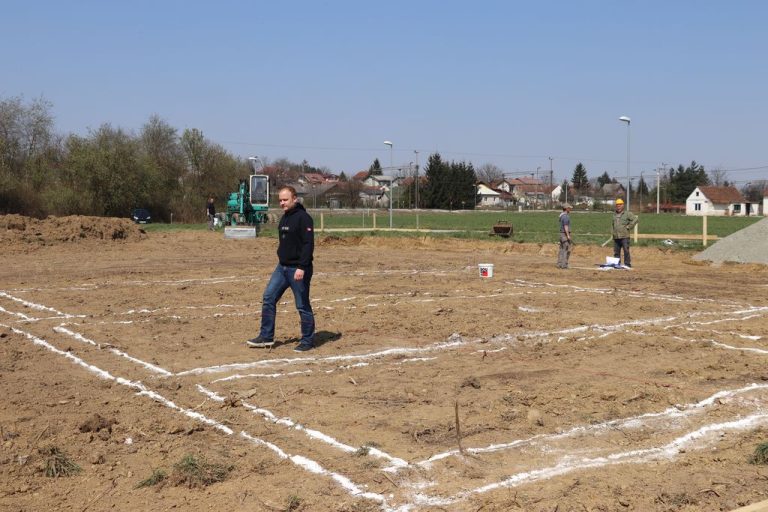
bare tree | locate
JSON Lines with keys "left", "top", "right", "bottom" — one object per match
{"left": 742, "top": 180, "right": 768, "bottom": 202}
{"left": 709, "top": 167, "right": 728, "bottom": 186}
{"left": 475, "top": 163, "right": 504, "bottom": 185}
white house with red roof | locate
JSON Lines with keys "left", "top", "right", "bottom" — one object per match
{"left": 685, "top": 186, "right": 756, "bottom": 216}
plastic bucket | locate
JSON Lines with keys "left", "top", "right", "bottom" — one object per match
{"left": 478, "top": 263, "right": 494, "bottom": 278}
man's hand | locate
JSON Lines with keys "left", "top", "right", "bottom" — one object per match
{"left": 294, "top": 268, "right": 305, "bottom": 281}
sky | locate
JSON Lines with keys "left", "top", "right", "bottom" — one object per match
{"left": 3, "top": 1, "right": 767, "bottom": 186}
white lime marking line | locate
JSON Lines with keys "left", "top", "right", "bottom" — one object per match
{"left": 4, "top": 323, "right": 391, "bottom": 509}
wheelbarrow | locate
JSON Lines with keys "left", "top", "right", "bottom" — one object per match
{"left": 489, "top": 220, "right": 513, "bottom": 238}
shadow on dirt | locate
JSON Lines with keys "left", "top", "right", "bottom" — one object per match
{"left": 280, "top": 330, "right": 341, "bottom": 349}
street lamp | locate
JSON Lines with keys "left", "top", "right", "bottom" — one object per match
{"left": 619, "top": 116, "right": 631, "bottom": 211}
{"left": 247, "top": 156, "right": 263, "bottom": 173}
{"left": 383, "top": 141, "right": 393, "bottom": 228}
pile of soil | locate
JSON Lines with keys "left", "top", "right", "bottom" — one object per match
{"left": 0, "top": 215, "right": 146, "bottom": 248}
{"left": 694, "top": 217, "right": 768, "bottom": 265}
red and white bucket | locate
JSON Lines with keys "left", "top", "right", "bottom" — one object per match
{"left": 478, "top": 263, "right": 494, "bottom": 278}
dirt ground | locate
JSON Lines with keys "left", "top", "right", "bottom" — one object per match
{"left": 2, "top": 216, "right": 768, "bottom": 511}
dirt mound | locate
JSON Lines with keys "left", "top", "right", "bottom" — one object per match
{"left": 0, "top": 214, "right": 146, "bottom": 247}
{"left": 693, "top": 217, "right": 768, "bottom": 265}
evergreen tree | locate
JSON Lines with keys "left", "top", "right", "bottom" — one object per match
{"left": 558, "top": 180, "right": 568, "bottom": 203}
{"left": 338, "top": 171, "right": 348, "bottom": 182}
{"left": 368, "top": 158, "right": 382, "bottom": 176}
{"left": 421, "top": 153, "right": 447, "bottom": 208}
{"left": 420, "top": 153, "right": 477, "bottom": 209}
{"left": 597, "top": 171, "right": 612, "bottom": 188}
{"left": 571, "top": 163, "right": 589, "bottom": 193}
{"left": 667, "top": 161, "right": 709, "bottom": 203}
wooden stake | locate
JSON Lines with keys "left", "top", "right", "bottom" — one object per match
{"left": 455, "top": 400, "right": 464, "bottom": 455}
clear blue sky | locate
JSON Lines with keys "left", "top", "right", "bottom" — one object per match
{"left": 3, "top": 1, "right": 767, "bottom": 185}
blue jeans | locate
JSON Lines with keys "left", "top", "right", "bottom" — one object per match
{"left": 260, "top": 264, "right": 315, "bottom": 345}
{"left": 613, "top": 238, "right": 631, "bottom": 267}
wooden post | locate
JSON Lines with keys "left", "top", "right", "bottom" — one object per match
{"left": 703, "top": 214, "right": 708, "bottom": 247}
{"left": 633, "top": 223, "right": 638, "bottom": 244}
{"left": 373, "top": 213, "right": 377, "bottom": 230}
{"left": 320, "top": 212, "right": 324, "bottom": 232}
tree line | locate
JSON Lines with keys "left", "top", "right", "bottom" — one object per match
{"left": 0, "top": 95, "right": 343, "bottom": 222}
{"left": 4, "top": 95, "right": 760, "bottom": 220}
{"left": 561, "top": 160, "right": 763, "bottom": 207}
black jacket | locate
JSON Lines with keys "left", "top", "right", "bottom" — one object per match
{"left": 277, "top": 202, "right": 314, "bottom": 269}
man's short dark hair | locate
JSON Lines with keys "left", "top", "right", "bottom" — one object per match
{"left": 279, "top": 186, "right": 298, "bottom": 197}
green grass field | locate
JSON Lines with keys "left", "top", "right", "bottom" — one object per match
{"left": 145, "top": 209, "right": 763, "bottom": 249}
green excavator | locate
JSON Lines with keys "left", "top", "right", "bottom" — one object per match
{"left": 224, "top": 157, "right": 270, "bottom": 238}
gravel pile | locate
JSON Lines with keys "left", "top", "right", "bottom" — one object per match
{"left": 693, "top": 217, "right": 768, "bottom": 265}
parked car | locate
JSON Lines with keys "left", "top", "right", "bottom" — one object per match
{"left": 131, "top": 208, "right": 151, "bottom": 224}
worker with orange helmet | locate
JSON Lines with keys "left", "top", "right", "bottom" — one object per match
{"left": 612, "top": 198, "right": 638, "bottom": 268}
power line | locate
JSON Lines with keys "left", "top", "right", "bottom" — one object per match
{"left": 217, "top": 139, "right": 768, "bottom": 177}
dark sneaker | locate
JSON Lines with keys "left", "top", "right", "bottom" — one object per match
{"left": 246, "top": 337, "right": 274, "bottom": 348}
{"left": 294, "top": 342, "right": 314, "bottom": 352}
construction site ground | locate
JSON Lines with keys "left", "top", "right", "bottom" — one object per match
{"left": 2, "top": 216, "right": 768, "bottom": 511}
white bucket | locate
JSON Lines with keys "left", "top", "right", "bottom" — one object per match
{"left": 478, "top": 263, "right": 494, "bottom": 278}
{"left": 605, "top": 256, "right": 620, "bottom": 266}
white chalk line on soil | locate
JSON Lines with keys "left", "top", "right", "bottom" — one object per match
{"left": 0, "top": 304, "right": 38, "bottom": 321}
{"left": 415, "top": 382, "right": 768, "bottom": 467}
{"left": 11, "top": 318, "right": 768, "bottom": 511}
{"left": 197, "top": 385, "right": 409, "bottom": 469}
{"left": 53, "top": 325, "right": 173, "bottom": 377}
{"left": 0, "top": 291, "right": 85, "bottom": 319}
{"left": 12, "top": 281, "right": 767, "bottom": 509}
{"left": 506, "top": 278, "right": 747, "bottom": 307}
{"left": 177, "top": 336, "right": 470, "bottom": 377}
{"left": 176, "top": 307, "right": 766, "bottom": 379}
{"left": 3, "top": 323, "right": 233, "bottom": 436}
{"left": 413, "top": 409, "right": 768, "bottom": 507}
{"left": 4, "top": 323, "right": 395, "bottom": 509}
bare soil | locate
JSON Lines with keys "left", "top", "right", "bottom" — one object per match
{"left": 2, "top": 216, "right": 768, "bottom": 511}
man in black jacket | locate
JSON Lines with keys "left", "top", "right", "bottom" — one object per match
{"left": 247, "top": 186, "right": 316, "bottom": 352}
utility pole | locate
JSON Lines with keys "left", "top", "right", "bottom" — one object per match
{"left": 658, "top": 162, "right": 667, "bottom": 214}
{"left": 413, "top": 150, "right": 419, "bottom": 209}
{"left": 548, "top": 157, "right": 553, "bottom": 209}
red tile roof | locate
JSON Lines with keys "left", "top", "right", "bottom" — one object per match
{"left": 697, "top": 186, "right": 745, "bottom": 204}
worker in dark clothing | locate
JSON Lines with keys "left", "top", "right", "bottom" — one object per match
{"left": 247, "top": 186, "right": 316, "bottom": 352}
{"left": 206, "top": 197, "right": 216, "bottom": 230}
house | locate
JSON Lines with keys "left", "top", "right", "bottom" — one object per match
{"left": 685, "top": 186, "right": 754, "bottom": 216}
{"left": 764, "top": 189, "right": 768, "bottom": 216}
{"left": 476, "top": 183, "right": 502, "bottom": 207}
{"left": 363, "top": 175, "right": 399, "bottom": 191}
{"left": 359, "top": 186, "right": 389, "bottom": 208}
{"left": 598, "top": 183, "right": 626, "bottom": 203}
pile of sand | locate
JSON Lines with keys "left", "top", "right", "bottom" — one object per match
{"left": 693, "top": 217, "right": 768, "bottom": 265}
{"left": 0, "top": 214, "right": 147, "bottom": 246}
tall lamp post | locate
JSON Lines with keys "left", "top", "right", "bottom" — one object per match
{"left": 619, "top": 116, "right": 631, "bottom": 211}
{"left": 383, "top": 141, "right": 393, "bottom": 228}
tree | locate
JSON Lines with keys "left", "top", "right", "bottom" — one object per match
{"left": 476, "top": 163, "right": 503, "bottom": 184}
{"left": 421, "top": 153, "right": 476, "bottom": 209}
{"left": 596, "top": 171, "right": 612, "bottom": 189}
{"left": 571, "top": 163, "right": 589, "bottom": 194}
{"left": 139, "top": 115, "right": 185, "bottom": 221}
{"left": 0, "top": 95, "right": 56, "bottom": 214}
{"left": 667, "top": 161, "right": 709, "bottom": 203}
{"left": 636, "top": 176, "right": 649, "bottom": 207}
{"left": 743, "top": 180, "right": 768, "bottom": 202}
{"left": 558, "top": 180, "right": 569, "bottom": 203}
{"left": 338, "top": 171, "right": 348, "bottom": 182}
{"left": 368, "top": 158, "right": 382, "bottom": 176}
{"left": 709, "top": 167, "right": 728, "bottom": 187}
